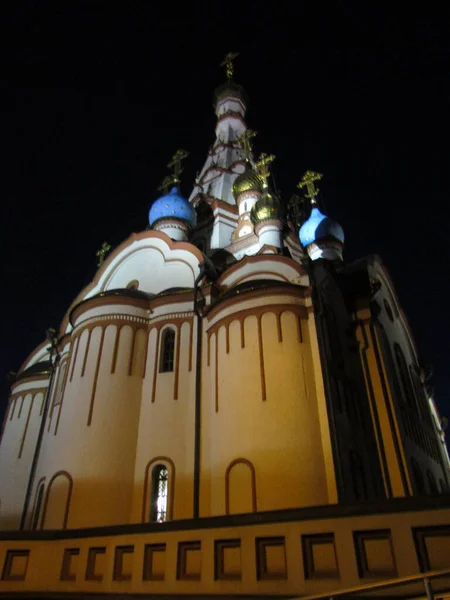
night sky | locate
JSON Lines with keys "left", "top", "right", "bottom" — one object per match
{"left": 1, "top": 3, "right": 449, "bottom": 422}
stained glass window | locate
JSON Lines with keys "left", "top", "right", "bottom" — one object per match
{"left": 150, "top": 465, "right": 168, "bottom": 523}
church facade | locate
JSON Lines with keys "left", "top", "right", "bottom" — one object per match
{"left": 0, "top": 58, "right": 449, "bottom": 598}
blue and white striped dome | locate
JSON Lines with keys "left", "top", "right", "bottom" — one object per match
{"left": 149, "top": 187, "right": 197, "bottom": 228}
{"left": 299, "top": 207, "right": 344, "bottom": 247}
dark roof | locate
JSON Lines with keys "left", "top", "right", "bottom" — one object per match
{"left": 16, "top": 360, "right": 52, "bottom": 382}
{"left": 97, "top": 288, "right": 155, "bottom": 300}
{"left": 217, "top": 279, "right": 299, "bottom": 303}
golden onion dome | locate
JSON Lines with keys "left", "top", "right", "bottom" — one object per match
{"left": 250, "top": 191, "right": 284, "bottom": 224}
{"left": 232, "top": 167, "right": 264, "bottom": 199}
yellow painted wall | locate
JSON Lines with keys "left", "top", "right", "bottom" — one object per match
{"left": 202, "top": 304, "right": 330, "bottom": 517}
{"left": 0, "top": 504, "right": 449, "bottom": 597}
{"left": 31, "top": 322, "right": 143, "bottom": 529}
{"left": 1, "top": 291, "right": 336, "bottom": 530}
{"left": 132, "top": 320, "right": 196, "bottom": 523}
{"left": 356, "top": 317, "right": 411, "bottom": 497}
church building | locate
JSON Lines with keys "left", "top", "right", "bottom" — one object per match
{"left": 0, "top": 55, "right": 449, "bottom": 599}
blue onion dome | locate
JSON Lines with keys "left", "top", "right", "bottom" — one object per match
{"left": 149, "top": 187, "right": 197, "bottom": 228}
{"left": 250, "top": 191, "right": 284, "bottom": 224}
{"left": 232, "top": 166, "right": 264, "bottom": 199}
{"left": 299, "top": 206, "right": 344, "bottom": 247}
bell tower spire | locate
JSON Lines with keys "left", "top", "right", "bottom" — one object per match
{"left": 188, "top": 53, "right": 253, "bottom": 250}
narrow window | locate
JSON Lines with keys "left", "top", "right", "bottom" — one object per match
{"left": 150, "top": 465, "right": 168, "bottom": 523}
{"left": 31, "top": 483, "right": 45, "bottom": 530}
{"left": 160, "top": 329, "right": 175, "bottom": 373}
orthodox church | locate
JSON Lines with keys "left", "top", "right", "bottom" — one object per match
{"left": 0, "top": 55, "right": 449, "bottom": 598}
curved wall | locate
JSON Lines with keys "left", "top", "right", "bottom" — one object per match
{"left": 0, "top": 380, "right": 48, "bottom": 529}
{"left": 33, "top": 301, "right": 148, "bottom": 528}
{"left": 201, "top": 293, "right": 330, "bottom": 516}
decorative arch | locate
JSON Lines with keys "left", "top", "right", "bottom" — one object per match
{"left": 141, "top": 456, "right": 175, "bottom": 522}
{"left": 225, "top": 458, "right": 257, "bottom": 515}
{"left": 58, "top": 231, "right": 204, "bottom": 336}
{"left": 40, "top": 470, "right": 73, "bottom": 530}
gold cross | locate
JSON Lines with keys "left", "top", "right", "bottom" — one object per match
{"left": 221, "top": 52, "right": 239, "bottom": 80}
{"left": 167, "top": 149, "right": 189, "bottom": 180}
{"left": 255, "top": 152, "right": 276, "bottom": 187}
{"left": 236, "top": 129, "right": 257, "bottom": 154}
{"left": 158, "top": 175, "right": 178, "bottom": 194}
{"left": 96, "top": 242, "right": 111, "bottom": 267}
{"left": 298, "top": 170, "right": 323, "bottom": 200}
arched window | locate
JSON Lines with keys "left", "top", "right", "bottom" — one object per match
{"left": 411, "top": 458, "right": 425, "bottom": 494}
{"left": 160, "top": 328, "right": 175, "bottom": 373}
{"left": 31, "top": 482, "right": 45, "bottom": 530}
{"left": 349, "top": 451, "right": 367, "bottom": 501}
{"left": 394, "top": 344, "right": 415, "bottom": 408}
{"left": 150, "top": 465, "right": 169, "bottom": 522}
{"left": 427, "top": 470, "right": 438, "bottom": 495}
{"left": 439, "top": 479, "right": 447, "bottom": 493}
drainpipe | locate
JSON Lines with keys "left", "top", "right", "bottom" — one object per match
{"left": 192, "top": 259, "right": 217, "bottom": 519}
{"left": 20, "top": 329, "right": 59, "bottom": 530}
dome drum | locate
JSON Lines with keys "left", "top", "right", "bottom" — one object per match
{"left": 254, "top": 219, "right": 284, "bottom": 249}
{"left": 306, "top": 238, "right": 344, "bottom": 261}
{"left": 235, "top": 189, "right": 262, "bottom": 205}
{"left": 151, "top": 218, "right": 191, "bottom": 242}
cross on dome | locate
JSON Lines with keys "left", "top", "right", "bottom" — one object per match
{"left": 236, "top": 129, "right": 257, "bottom": 156}
{"left": 167, "top": 149, "right": 189, "bottom": 182}
{"left": 96, "top": 242, "right": 111, "bottom": 267}
{"left": 255, "top": 153, "right": 276, "bottom": 188}
{"left": 298, "top": 170, "right": 323, "bottom": 202}
{"left": 220, "top": 52, "right": 240, "bottom": 80}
